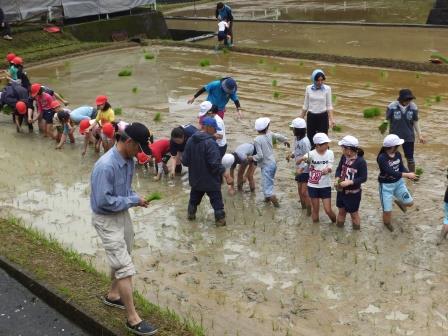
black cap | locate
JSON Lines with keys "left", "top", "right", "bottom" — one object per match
{"left": 398, "top": 89, "right": 415, "bottom": 101}
{"left": 124, "top": 122, "right": 152, "bottom": 155}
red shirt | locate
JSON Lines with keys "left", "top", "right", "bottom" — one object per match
{"left": 36, "top": 92, "right": 54, "bottom": 113}
{"left": 149, "top": 139, "right": 170, "bottom": 163}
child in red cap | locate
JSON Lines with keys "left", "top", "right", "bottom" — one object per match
{"left": 139, "top": 138, "right": 171, "bottom": 181}
{"left": 52, "top": 100, "right": 74, "bottom": 149}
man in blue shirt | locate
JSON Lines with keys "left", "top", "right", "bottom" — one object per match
{"left": 90, "top": 122, "right": 158, "bottom": 336}
{"left": 215, "top": 2, "right": 234, "bottom": 45}
{"left": 188, "top": 77, "right": 242, "bottom": 119}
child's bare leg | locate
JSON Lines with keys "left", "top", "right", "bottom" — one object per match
{"left": 310, "top": 198, "right": 320, "bottom": 223}
{"left": 337, "top": 208, "right": 346, "bottom": 227}
{"left": 56, "top": 133, "right": 66, "bottom": 149}
{"left": 68, "top": 129, "right": 75, "bottom": 143}
{"left": 350, "top": 211, "right": 360, "bottom": 230}
{"left": 383, "top": 211, "right": 393, "bottom": 231}
{"left": 322, "top": 198, "right": 336, "bottom": 223}
{"left": 237, "top": 164, "right": 246, "bottom": 190}
{"left": 300, "top": 183, "right": 311, "bottom": 215}
{"left": 437, "top": 225, "right": 448, "bottom": 245}
{"left": 246, "top": 164, "right": 256, "bottom": 192}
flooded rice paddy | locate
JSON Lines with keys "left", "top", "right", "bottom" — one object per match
{"left": 1, "top": 46, "right": 448, "bottom": 335}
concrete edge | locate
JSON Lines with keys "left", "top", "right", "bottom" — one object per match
{"left": 0, "top": 256, "right": 118, "bottom": 336}
{"left": 151, "top": 40, "right": 448, "bottom": 74}
{"left": 165, "top": 16, "right": 448, "bottom": 29}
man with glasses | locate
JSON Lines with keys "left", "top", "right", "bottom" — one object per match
{"left": 90, "top": 122, "right": 158, "bottom": 335}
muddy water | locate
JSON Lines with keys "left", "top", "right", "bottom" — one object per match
{"left": 1, "top": 46, "right": 448, "bottom": 335}
{"left": 166, "top": 19, "right": 448, "bottom": 63}
{"left": 166, "top": 0, "right": 434, "bottom": 23}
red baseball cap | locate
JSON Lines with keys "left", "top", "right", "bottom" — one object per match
{"left": 50, "top": 100, "right": 61, "bottom": 109}
{"left": 15, "top": 101, "right": 27, "bottom": 115}
{"left": 137, "top": 151, "right": 150, "bottom": 165}
{"left": 6, "top": 53, "right": 16, "bottom": 62}
{"left": 95, "top": 95, "right": 108, "bottom": 106}
{"left": 31, "top": 83, "right": 42, "bottom": 97}
{"left": 101, "top": 122, "right": 115, "bottom": 139}
{"left": 79, "top": 119, "right": 90, "bottom": 134}
{"left": 11, "top": 56, "right": 23, "bottom": 65}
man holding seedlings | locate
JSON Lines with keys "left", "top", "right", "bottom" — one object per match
{"left": 188, "top": 77, "right": 242, "bottom": 119}
{"left": 182, "top": 117, "right": 232, "bottom": 226}
{"left": 90, "top": 122, "right": 158, "bottom": 335}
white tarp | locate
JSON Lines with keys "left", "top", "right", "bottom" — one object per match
{"left": 0, "top": 0, "right": 156, "bottom": 20}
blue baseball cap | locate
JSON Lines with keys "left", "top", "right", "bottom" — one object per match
{"left": 221, "top": 77, "right": 237, "bottom": 94}
{"left": 202, "top": 117, "right": 222, "bottom": 130}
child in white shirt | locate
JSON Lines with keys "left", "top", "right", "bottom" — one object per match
{"left": 217, "top": 20, "right": 230, "bottom": 47}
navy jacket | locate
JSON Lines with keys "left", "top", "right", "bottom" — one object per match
{"left": 377, "top": 151, "right": 408, "bottom": 183}
{"left": 182, "top": 131, "right": 225, "bottom": 191}
{"left": 0, "top": 82, "right": 29, "bottom": 108}
{"left": 335, "top": 156, "right": 367, "bottom": 191}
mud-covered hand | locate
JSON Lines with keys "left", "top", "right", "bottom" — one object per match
{"left": 187, "top": 96, "right": 195, "bottom": 104}
{"left": 138, "top": 197, "right": 149, "bottom": 208}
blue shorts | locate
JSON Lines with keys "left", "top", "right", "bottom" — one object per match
{"left": 308, "top": 186, "right": 331, "bottom": 199}
{"left": 379, "top": 179, "right": 413, "bottom": 212}
{"left": 295, "top": 172, "right": 309, "bottom": 183}
{"left": 218, "top": 32, "right": 227, "bottom": 41}
{"left": 444, "top": 202, "right": 448, "bottom": 225}
{"left": 42, "top": 109, "right": 54, "bottom": 124}
{"left": 336, "top": 191, "right": 362, "bottom": 213}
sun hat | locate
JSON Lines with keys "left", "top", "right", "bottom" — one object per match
{"left": 221, "top": 153, "right": 235, "bottom": 169}
{"left": 95, "top": 95, "right": 108, "bottom": 106}
{"left": 397, "top": 89, "right": 415, "bottom": 101}
{"left": 101, "top": 122, "right": 115, "bottom": 139}
{"left": 124, "top": 122, "right": 152, "bottom": 155}
{"left": 221, "top": 77, "right": 237, "bottom": 94}
{"left": 313, "top": 132, "right": 331, "bottom": 145}
{"left": 338, "top": 135, "right": 359, "bottom": 148}
{"left": 311, "top": 69, "right": 326, "bottom": 82}
{"left": 6, "top": 53, "right": 16, "bottom": 62}
{"left": 11, "top": 56, "right": 23, "bottom": 65}
{"left": 290, "top": 117, "right": 306, "bottom": 129}
{"left": 50, "top": 100, "right": 61, "bottom": 109}
{"left": 137, "top": 151, "right": 150, "bottom": 165}
{"left": 31, "top": 83, "right": 42, "bottom": 97}
{"left": 202, "top": 116, "right": 221, "bottom": 130}
{"left": 383, "top": 134, "right": 404, "bottom": 147}
{"left": 199, "top": 101, "right": 213, "bottom": 117}
{"left": 255, "top": 117, "right": 270, "bottom": 131}
{"left": 79, "top": 119, "right": 91, "bottom": 134}
{"left": 15, "top": 101, "right": 27, "bottom": 115}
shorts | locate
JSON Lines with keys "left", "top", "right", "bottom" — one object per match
{"left": 444, "top": 202, "right": 448, "bottom": 225}
{"left": 379, "top": 179, "right": 413, "bottom": 212}
{"left": 308, "top": 186, "right": 331, "bottom": 199}
{"left": 92, "top": 211, "right": 136, "bottom": 279}
{"left": 295, "top": 172, "right": 309, "bottom": 183}
{"left": 218, "top": 32, "right": 227, "bottom": 41}
{"left": 42, "top": 109, "right": 54, "bottom": 124}
{"left": 336, "top": 190, "right": 362, "bottom": 213}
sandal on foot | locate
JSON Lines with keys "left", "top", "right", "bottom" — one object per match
{"left": 126, "top": 320, "right": 158, "bottom": 335}
{"left": 102, "top": 295, "right": 125, "bottom": 309}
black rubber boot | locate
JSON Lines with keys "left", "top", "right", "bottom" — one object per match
{"left": 188, "top": 204, "right": 197, "bottom": 220}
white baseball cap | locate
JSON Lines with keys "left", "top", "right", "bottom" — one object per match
{"left": 117, "top": 120, "right": 129, "bottom": 133}
{"left": 383, "top": 134, "right": 404, "bottom": 147}
{"left": 313, "top": 132, "right": 331, "bottom": 145}
{"left": 255, "top": 117, "right": 270, "bottom": 131}
{"left": 290, "top": 117, "right": 306, "bottom": 129}
{"left": 198, "top": 101, "right": 213, "bottom": 117}
{"left": 221, "top": 153, "right": 235, "bottom": 169}
{"left": 338, "top": 135, "right": 359, "bottom": 148}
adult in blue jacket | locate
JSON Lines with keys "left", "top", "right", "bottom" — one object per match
{"left": 215, "top": 2, "right": 234, "bottom": 44}
{"left": 182, "top": 117, "right": 229, "bottom": 226}
{"left": 188, "top": 77, "right": 242, "bottom": 119}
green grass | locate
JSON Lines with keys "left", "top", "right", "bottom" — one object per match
{"left": 132, "top": 87, "right": 138, "bottom": 94}
{"left": 199, "top": 59, "right": 210, "bottom": 67}
{"left": 363, "top": 107, "right": 381, "bottom": 118}
{"left": 273, "top": 91, "right": 280, "bottom": 99}
{"left": 114, "top": 107, "right": 123, "bottom": 116}
{"left": 118, "top": 69, "right": 132, "bottom": 77}
{"left": 332, "top": 125, "right": 342, "bottom": 132}
{"left": 431, "top": 53, "right": 448, "bottom": 64}
{"left": 145, "top": 192, "right": 162, "bottom": 202}
{"left": 153, "top": 112, "right": 162, "bottom": 122}
{"left": 272, "top": 79, "right": 278, "bottom": 87}
{"left": 144, "top": 52, "right": 155, "bottom": 60}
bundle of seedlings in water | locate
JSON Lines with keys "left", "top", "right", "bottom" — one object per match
{"left": 415, "top": 167, "right": 424, "bottom": 177}
{"left": 435, "top": 95, "right": 442, "bottom": 103}
{"left": 118, "top": 69, "right": 132, "bottom": 77}
{"left": 272, "top": 79, "right": 278, "bottom": 87}
{"left": 332, "top": 124, "right": 342, "bottom": 132}
{"left": 132, "top": 87, "right": 138, "bottom": 94}
{"left": 144, "top": 53, "right": 155, "bottom": 60}
{"left": 363, "top": 107, "right": 381, "bottom": 118}
{"left": 273, "top": 91, "right": 280, "bottom": 99}
{"left": 380, "top": 70, "right": 388, "bottom": 79}
{"left": 153, "top": 112, "right": 162, "bottom": 122}
{"left": 199, "top": 59, "right": 210, "bottom": 67}
{"left": 1, "top": 105, "right": 12, "bottom": 115}
{"left": 332, "top": 94, "right": 337, "bottom": 104}
{"left": 145, "top": 192, "right": 162, "bottom": 202}
{"left": 115, "top": 107, "right": 123, "bottom": 115}
{"left": 378, "top": 120, "right": 389, "bottom": 134}
{"left": 258, "top": 59, "right": 265, "bottom": 64}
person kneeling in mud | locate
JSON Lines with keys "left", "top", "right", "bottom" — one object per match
{"left": 229, "top": 143, "right": 257, "bottom": 192}
{"left": 137, "top": 138, "right": 172, "bottom": 181}
{"left": 182, "top": 117, "right": 231, "bottom": 226}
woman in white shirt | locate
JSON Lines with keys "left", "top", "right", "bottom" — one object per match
{"left": 301, "top": 69, "right": 335, "bottom": 147}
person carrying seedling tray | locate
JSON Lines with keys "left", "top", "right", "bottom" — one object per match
{"left": 385, "top": 89, "right": 425, "bottom": 172}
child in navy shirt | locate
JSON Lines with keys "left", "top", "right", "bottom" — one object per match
{"left": 377, "top": 134, "right": 417, "bottom": 232}
{"left": 335, "top": 135, "right": 367, "bottom": 230}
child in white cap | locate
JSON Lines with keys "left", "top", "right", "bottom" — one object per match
{"left": 249, "top": 117, "right": 289, "bottom": 207}
{"left": 335, "top": 135, "right": 367, "bottom": 230}
{"left": 377, "top": 134, "right": 416, "bottom": 232}
{"left": 222, "top": 153, "right": 236, "bottom": 194}
{"left": 231, "top": 143, "right": 257, "bottom": 192}
{"left": 198, "top": 101, "right": 227, "bottom": 157}
{"left": 298, "top": 132, "right": 336, "bottom": 223}
{"left": 287, "top": 117, "right": 311, "bottom": 215}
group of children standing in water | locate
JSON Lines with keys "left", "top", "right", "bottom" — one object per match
{"left": 2, "top": 52, "right": 447, "bottom": 242}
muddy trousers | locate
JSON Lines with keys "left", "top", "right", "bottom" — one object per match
{"left": 306, "top": 111, "right": 329, "bottom": 148}
{"left": 402, "top": 141, "right": 415, "bottom": 172}
{"left": 188, "top": 189, "right": 225, "bottom": 220}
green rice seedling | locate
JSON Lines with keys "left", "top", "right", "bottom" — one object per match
{"left": 435, "top": 95, "right": 442, "bottom": 102}
{"left": 258, "top": 59, "right": 265, "bottom": 64}
{"left": 415, "top": 167, "right": 423, "bottom": 177}
{"left": 222, "top": 47, "right": 229, "bottom": 54}
{"left": 431, "top": 53, "right": 448, "bottom": 64}
{"left": 416, "top": 73, "right": 421, "bottom": 79}
{"left": 332, "top": 125, "right": 342, "bottom": 132}
{"left": 380, "top": 70, "right": 388, "bottom": 79}
{"left": 272, "top": 136, "right": 278, "bottom": 145}
{"left": 145, "top": 192, "right": 162, "bottom": 202}
{"left": 425, "top": 97, "right": 432, "bottom": 107}
{"left": 153, "top": 112, "right": 162, "bottom": 122}
{"left": 272, "top": 65, "right": 278, "bottom": 72}
{"left": 332, "top": 94, "right": 337, "bottom": 104}
{"left": 298, "top": 61, "right": 304, "bottom": 67}
{"left": 273, "top": 91, "right": 280, "bottom": 99}
{"left": 365, "top": 82, "right": 371, "bottom": 88}
{"left": 330, "top": 65, "right": 336, "bottom": 75}
{"left": 378, "top": 120, "right": 389, "bottom": 134}
{"left": 272, "top": 79, "right": 278, "bottom": 87}
{"left": 2, "top": 105, "right": 12, "bottom": 115}
{"left": 199, "top": 59, "right": 210, "bottom": 67}
{"left": 118, "top": 69, "right": 132, "bottom": 77}
{"left": 144, "top": 53, "right": 155, "bottom": 60}
{"left": 132, "top": 87, "right": 138, "bottom": 94}
{"left": 363, "top": 107, "right": 381, "bottom": 118}
{"left": 114, "top": 107, "right": 123, "bottom": 115}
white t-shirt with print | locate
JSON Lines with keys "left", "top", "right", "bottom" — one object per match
{"left": 214, "top": 115, "right": 226, "bottom": 147}
{"left": 218, "top": 21, "right": 229, "bottom": 32}
{"left": 307, "top": 149, "right": 334, "bottom": 188}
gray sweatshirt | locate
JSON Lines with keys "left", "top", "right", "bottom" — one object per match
{"left": 252, "top": 131, "right": 287, "bottom": 168}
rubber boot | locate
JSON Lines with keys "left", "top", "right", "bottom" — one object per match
{"left": 215, "top": 210, "right": 226, "bottom": 227}
{"left": 175, "top": 164, "right": 183, "bottom": 175}
{"left": 187, "top": 203, "right": 197, "bottom": 220}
